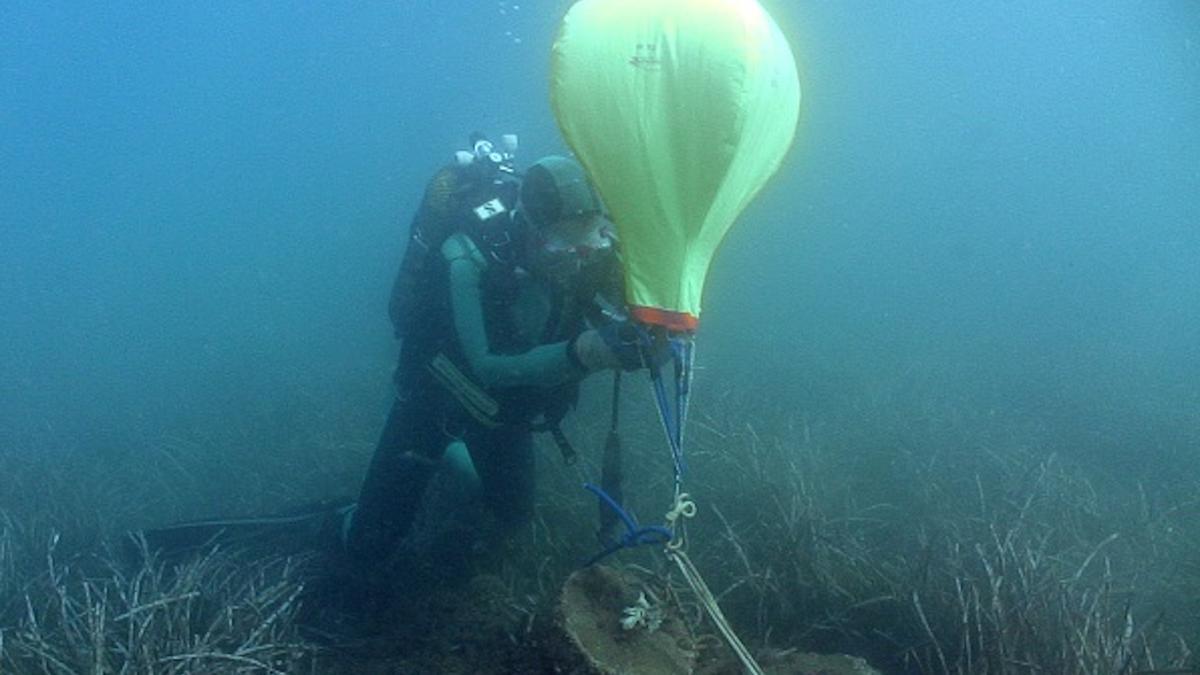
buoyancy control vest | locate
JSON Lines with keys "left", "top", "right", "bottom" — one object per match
{"left": 389, "top": 162, "right": 522, "bottom": 341}
{"left": 435, "top": 227, "right": 587, "bottom": 430}
{"left": 387, "top": 161, "right": 604, "bottom": 435}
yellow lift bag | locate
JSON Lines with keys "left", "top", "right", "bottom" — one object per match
{"left": 551, "top": 0, "right": 801, "bottom": 331}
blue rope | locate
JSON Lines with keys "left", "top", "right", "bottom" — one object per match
{"left": 648, "top": 334, "right": 692, "bottom": 490}
{"left": 650, "top": 364, "right": 682, "bottom": 478}
{"left": 582, "top": 483, "right": 673, "bottom": 566}
{"left": 577, "top": 330, "right": 694, "bottom": 567}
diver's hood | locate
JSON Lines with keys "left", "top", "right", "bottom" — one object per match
{"left": 520, "top": 155, "right": 601, "bottom": 228}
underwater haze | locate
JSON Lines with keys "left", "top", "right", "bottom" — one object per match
{"left": 1, "top": 2, "right": 567, "bottom": 448}
{"left": 3, "top": 0, "right": 1200, "bottom": 671}
{"left": 3, "top": 1, "right": 1198, "bottom": 471}
{"left": 703, "top": 1, "right": 1200, "bottom": 486}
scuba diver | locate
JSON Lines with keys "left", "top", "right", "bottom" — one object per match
{"left": 133, "top": 133, "right": 649, "bottom": 614}
{"left": 345, "top": 133, "right": 648, "bottom": 571}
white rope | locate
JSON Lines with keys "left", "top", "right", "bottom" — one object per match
{"left": 648, "top": 340, "right": 762, "bottom": 673}
{"left": 662, "top": 493, "right": 763, "bottom": 675}
{"left": 667, "top": 547, "right": 765, "bottom": 675}
{"left": 664, "top": 492, "right": 696, "bottom": 549}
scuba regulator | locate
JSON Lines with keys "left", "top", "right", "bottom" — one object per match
{"left": 455, "top": 131, "right": 518, "bottom": 178}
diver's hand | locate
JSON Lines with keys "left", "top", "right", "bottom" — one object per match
{"left": 570, "top": 329, "right": 624, "bottom": 372}
{"left": 571, "top": 323, "right": 674, "bottom": 373}
{"left": 597, "top": 322, "right": 652, "bottom": 371}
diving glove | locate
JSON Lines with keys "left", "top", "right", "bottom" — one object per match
{"left": 570, "top": 328, "right": 624, "bottom": 371}
{"left": 573, "top": 322, "right": 673, "bottom": 373}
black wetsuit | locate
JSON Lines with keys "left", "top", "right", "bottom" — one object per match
{"left": 347, "top": 165, "right": 619, "bottom": 565}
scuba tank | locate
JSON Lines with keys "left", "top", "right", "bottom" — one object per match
{"left": 388, "top": 132, "right": 520, "bottom": 339}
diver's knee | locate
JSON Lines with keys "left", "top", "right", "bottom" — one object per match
{"left": 348, "top": 452, "right": 439, "bottom": 562}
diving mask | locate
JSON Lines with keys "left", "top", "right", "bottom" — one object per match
{"left": 530, "top": 213, "right": 615, "bottom": 281}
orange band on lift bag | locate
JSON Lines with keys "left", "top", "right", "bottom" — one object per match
{"left": 630, "top": 306, "right": 699, "bottom": 333}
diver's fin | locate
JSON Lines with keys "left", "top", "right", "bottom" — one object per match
{"left": 133, "top": 497, "right": 356, "bottom": 562}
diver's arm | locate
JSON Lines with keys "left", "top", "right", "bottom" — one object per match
{"left": 445, "top": 238, "right": 584, "bottom": 389}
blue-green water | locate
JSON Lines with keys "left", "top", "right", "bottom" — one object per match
{"left": 4, "top": 3, "right": 1196, "bottom": 447}
{"left": 3, "top": 0, "right": 1198, "bottom": 508}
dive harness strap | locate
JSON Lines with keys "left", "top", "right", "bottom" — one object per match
{"left": 427, "top": 353, "right": 502, "bottom": 429}
{"left": 532, "top": 420, "right": 578, "bottom": 466}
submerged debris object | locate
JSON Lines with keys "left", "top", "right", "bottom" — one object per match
{"left": 550, "top": 566, "right": 883, "bottom": 675}
{"left": 553, "top": 565, "right": 696, "bottom": 674}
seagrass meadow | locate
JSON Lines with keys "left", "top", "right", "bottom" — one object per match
{"left": 0, "top": 360, "right": 1197, "bottom": 672}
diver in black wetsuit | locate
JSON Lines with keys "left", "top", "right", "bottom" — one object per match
{"left": 135, "top": 139, "right": 648, "bottom": 601}
{"left": 345, "top": 141, "right": 646, "bottom": 569}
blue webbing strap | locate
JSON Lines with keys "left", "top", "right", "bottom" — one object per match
{"left": 582, "top": 483, "right": 673, "bottom": 566}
